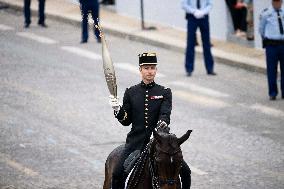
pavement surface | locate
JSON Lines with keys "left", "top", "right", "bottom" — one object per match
{"left": 1, "top": 5, "right": 284, "bottom": 189}
{"left": 0, "top": 0, "right": 267, "bottom": 73}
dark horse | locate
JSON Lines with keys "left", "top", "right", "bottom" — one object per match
{"left": 103, "top": 129, "right": 192, "bottom": 189}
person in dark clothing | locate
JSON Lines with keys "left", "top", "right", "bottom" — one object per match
{"left": 109, "top": 52, "right": 192, "bottom": 189}
{"left": 24, "top": 0, "right": 47, "bottom": 28}
{"left": 225, "top": 0, "right": 247, "bottom": 37}
{"left": 79, "top": 0, "right": 101, "bottom": 43}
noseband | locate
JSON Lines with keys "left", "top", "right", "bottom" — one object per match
{"left": 159, "top": 178, "right": 178, "bottom": 186}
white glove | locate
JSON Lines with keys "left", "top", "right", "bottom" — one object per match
{"left": 109, "top": 95, "right": 121, "bottom": 111}
{"left": 194, "top": 10, "right": 205, "bottom": 19}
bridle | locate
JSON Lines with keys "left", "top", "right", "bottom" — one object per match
{"left": 127, "top": 128, "right": 192, "bottom": 189}
{"left": 149, "top": 144, "right": 182, "bottom": 188}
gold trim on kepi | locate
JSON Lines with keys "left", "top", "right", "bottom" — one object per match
{"left": 138, "top": 52, "right": 157, "bottom": 66}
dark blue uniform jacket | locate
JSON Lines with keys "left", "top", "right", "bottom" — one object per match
{"left": 115, "top": 81, "right": 172, "bottom": 150}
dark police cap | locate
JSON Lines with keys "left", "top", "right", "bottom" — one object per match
{"left": 138, "top": 52, "right": 157, "bottom": 66}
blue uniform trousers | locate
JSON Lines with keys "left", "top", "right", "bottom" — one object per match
{"left": 24, "top": 0, "right": 45, "bottom": 25}
{"left": 265, "top": 45, "right": 284, "bottom": 98}
{"left": 80, "top": 2, "right": 100, "bottom": 42}
{"left": 185, "top": 14, "right": 214, "bottom": 74}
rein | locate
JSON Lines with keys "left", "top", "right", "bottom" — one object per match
{"left": 149, "top": 149, "right": 160, "bottom": 189}
{"left": 127, "top": 141, "right": 152, "bottom": 189}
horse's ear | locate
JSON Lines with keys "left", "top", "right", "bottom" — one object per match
{"left": 153, "top": 130, "right": 162, "bottom": 143}
{"left": 178, "top": 130, "right": 192, "bottom": 145}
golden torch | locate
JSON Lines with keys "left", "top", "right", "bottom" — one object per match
{"left": 95, "top": 20, "right": 117, "bottom": 98}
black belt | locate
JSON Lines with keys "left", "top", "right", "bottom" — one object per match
{"left": 263, "top": 38, "right": 284, "bottom": 47}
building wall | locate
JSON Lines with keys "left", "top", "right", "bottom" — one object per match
{"left": 116, "top": 0, "right": 270, "bottom": 48}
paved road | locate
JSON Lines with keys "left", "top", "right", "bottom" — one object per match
{"left": 1, "top": 8, "right": 284, "bottom": 189}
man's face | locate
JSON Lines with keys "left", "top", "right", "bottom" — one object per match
{"left": 139, "top": 64, "right": 157, "bottom": 82}
{"left": 272, "top": 0, "right": 282, "bottom": 9}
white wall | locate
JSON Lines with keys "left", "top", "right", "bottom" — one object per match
{"left": 116, "top": 0, "right": 185, "bottom": 29}
{"left": 116, "top": 0, "right": 228, "bottom": 39}
{"left": 116, "top": 0, "right": 271, "bottom": 48}
{"left": 116, "top": 0, "right": 140, "bottom": 19}
{"left": 209, "top": 1, "right": 229, "bottom": 40}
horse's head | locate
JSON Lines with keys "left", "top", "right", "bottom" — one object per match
{"left": 152, "top": 129, "right": 192, "bottom": 189}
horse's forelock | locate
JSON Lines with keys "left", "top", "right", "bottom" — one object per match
{"left": 155, "top": 133, "right": 180, "bottom": 154}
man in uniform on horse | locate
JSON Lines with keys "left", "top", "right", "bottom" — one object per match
{"left": 109, "top": 52, "right": 192, "bottom": 189}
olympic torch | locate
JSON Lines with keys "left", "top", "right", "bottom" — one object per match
{"left": 95, "top": 20, "right": 117, "bottom": 98}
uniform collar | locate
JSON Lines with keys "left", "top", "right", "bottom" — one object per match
{"left": 272, "top": 6, "right": 283, "bottom": 12}
{"left": 141, "top": 81, "right": 155, "bottom": 89}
